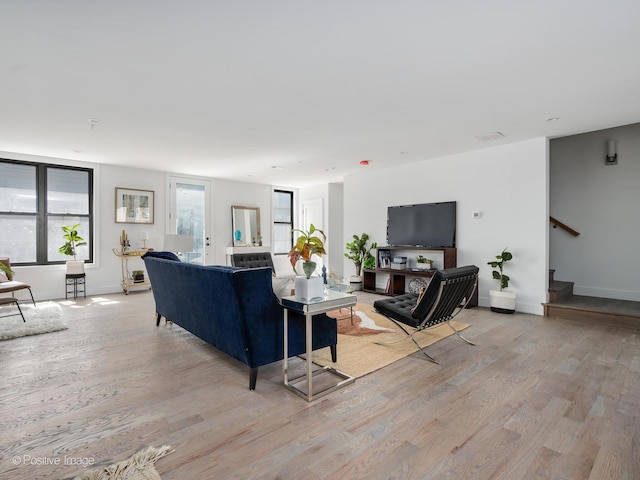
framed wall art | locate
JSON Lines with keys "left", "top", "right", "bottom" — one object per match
{"left": 115, "top": 187, "right": 154, "bottom": 224}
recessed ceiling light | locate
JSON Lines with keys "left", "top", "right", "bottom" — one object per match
{"left": 474, "top": 132, "right": 505, "bottom": 142}
{"left": 400, "top": 151, "right": 409, "bottom": 155}
{"left": 546, "top": 117, "right": 560, "bottom": 122}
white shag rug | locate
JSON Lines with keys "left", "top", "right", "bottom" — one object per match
{"left": 0, "top": 301, "right": 68, "bottom": 340}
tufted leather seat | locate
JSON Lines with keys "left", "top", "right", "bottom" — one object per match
{"left": 231, "top": 252, "right": 275, "bottom": 272}
{"left": 373, "top": 265, "right": 479, "bottom": 363}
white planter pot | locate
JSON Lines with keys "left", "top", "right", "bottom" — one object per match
{"left": 489, "top": 290, "right": 516, "bottom": 314}
{"left": 66, "top": 260, "right": 85, "bottom": 275}
{"left": 349, "top": 275, "right": 363, "bottom": 291}
{"left": 294, "top": 276, "right": 324, "bottom": 301}
{"left": 416, "top": 262, "right": 432, "bottom": 270}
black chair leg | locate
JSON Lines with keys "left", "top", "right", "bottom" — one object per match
{"left": 330, "top": 344, "right": 337, "bottom": 362}
{"left": 249, "top": 368, "right": 258, "bottom": 390}
{"left": 28, "top": 288, "right": 36, "bottom": 306}
{"left": 156, "top": 313, "right": 162, "bottom": 326}
{"left": 15, "top": 301, "right": 25, "bottom": 322}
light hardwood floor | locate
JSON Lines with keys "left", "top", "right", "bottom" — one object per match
{"left": 1, "top": 290, "right": 639, "bottom": 479}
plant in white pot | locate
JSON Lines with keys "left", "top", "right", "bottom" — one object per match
{"left": 416, "top": 255, "right": 433, "bottom": 270}
{"left": 344, "top": 233, "right": 377, "bottom": 291}
{"left": 487, "top": 247, "right": 515, "bottom": 314}
{"left": 59, "top": 223, "right": 87, "bottom": 274}
{"left": 288, "top": 224, "right": 326, "bottom": 300}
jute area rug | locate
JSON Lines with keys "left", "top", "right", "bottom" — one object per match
{"left": 0, "top": 301, "right": 67, "bottom": 341}
{"left": 75, "top": 445, "right": 173, "bottom": 480}
{"left": 313, "top": 303, "right": 469, "bottom": 378}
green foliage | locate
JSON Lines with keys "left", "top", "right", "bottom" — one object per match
{"left": 288, "top": 224, "right": 326, "bottom": 273}
{"left": 59, "top": 224, "right": 87, "bottom": 260}
{"left": 0, "top": 262, "right": 14, "bottom": 277}
{"left": 487, "top": 247, "right": 513, "bottom": 291}
{"left": 416, "top": 255, "right": 433, "bottom": 264}
{"left": 344, "top": 233, "right": 377, "bottom": 276}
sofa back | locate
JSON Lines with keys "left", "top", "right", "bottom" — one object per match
{"left": 142, "top": 254, "right": 285, "bottom": 368}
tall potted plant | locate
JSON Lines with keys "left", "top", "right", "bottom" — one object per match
{"left": 59, "top": 223, "right": 87, "bottom": 274}
{"left": 487, "top": 247, "right": 515, "bottom": 313}
{"left": 344, "top": 233, "right": 377, "bottom": 291}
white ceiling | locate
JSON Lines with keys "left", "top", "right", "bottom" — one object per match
{"left": 2, "top": 1, "right": 639, "bottom": 187}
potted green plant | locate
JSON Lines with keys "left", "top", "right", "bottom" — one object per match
{"left": 288, "top": 224, "right": 326, "bottom": 278}
{"left": 288, "top": 224, "right": 326, "bottom": 300}
{"left": 416, "top": 255, "right": 433, "bottom": 270}
{"left": 59, "top": 223, "right": 87, "bottom": 274}
{"left": 487, "top": 247, "right": 515, "bottom": 313}
{"left": 344, "top": 233, "right": 377, "bottom": 291}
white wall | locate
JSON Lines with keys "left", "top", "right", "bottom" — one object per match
{"left": 3, "top": 152, "right": 168, "bottom": 300}
{"left": 550, "top": 123, "right": 640, "bottom": 301}
{"left": 212, "top": 179, "right": 274, "bottom": 266}
{"left": 344, "top": 138, "right": 549, "bottom": 315}
{"left": 5, "top": 138, "right": 550, "bottom": 312}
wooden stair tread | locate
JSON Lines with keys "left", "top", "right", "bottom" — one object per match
{"left": 549, "top": 280, "right": 574, "bottom": 291}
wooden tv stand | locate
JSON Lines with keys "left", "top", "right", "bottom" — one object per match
{"left": 363, "top": 246, "right": 477, "bottom": 307}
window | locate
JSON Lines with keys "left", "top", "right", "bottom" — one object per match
{"left": 0, "top": 159, "right": 93, "bottom": 265}
{"left": 273, "top": 189, "right": 293, "bottom": 255}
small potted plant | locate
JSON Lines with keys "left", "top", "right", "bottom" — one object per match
{"left": 344, "top": 233, "right": 377, "bottom": 291}
{"left": 288, "top": 224, "right": 326, "bottom": 300}
{"left": 416, "top": 255, "right": 433, "bottom": 270}
{"left": 132, "top": 270, "right": 145, "bottom": 283}
{"left": 487, "top": 247, "right": 515, "bottom": 313}
{"left": 288, "top": 224, "right": 326, "bottom": 278}
{"left": 59, "top": 224, "right": 87, "bottom": 274}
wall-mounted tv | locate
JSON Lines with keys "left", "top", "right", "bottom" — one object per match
{"left": 387, "top": 201, "right": 456, "bottom": 247}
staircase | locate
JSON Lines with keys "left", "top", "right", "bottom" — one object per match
{"left": 545, "top": 269, "right": 640, "bottom": 328}
{"left": 547, "top": 269, "right": 574, "bottom": 303}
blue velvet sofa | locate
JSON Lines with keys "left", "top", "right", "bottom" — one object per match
{"left": 142, "top": 251, "right": 337, "bottom": 390}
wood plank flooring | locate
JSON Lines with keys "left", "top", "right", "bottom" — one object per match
{"left": 1, "top": 290, "right": 639, "bottom": 479}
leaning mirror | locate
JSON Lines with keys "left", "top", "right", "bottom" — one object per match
{"left": 231, "top": 206, "right": 261, "bottom": 246}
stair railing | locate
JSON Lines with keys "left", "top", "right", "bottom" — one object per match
{"left": 550, "top": 216, "right": 580, "bottom": 237}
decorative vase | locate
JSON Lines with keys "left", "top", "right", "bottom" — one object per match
{"left": 302, "top": 261, "right": 316, "bottom": 279}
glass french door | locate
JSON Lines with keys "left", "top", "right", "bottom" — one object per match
{"left": 167, "top": 176, "right": 211, "bottom": 265}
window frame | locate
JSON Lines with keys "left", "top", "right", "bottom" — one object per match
{"left": 273, "top": 189, "right": 294, "bottom": 256}
{"left": 0, "top": 158, "right": 94, "bottom": 266}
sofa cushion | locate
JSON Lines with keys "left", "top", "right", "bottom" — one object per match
{"left": 272, "top": 276, "right": 294, "bottom": 299}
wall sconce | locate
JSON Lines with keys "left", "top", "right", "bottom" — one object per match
{"left": 606, "top": 140, "right": 618, "bottom": 165}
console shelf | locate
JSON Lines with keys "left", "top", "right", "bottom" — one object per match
{"left": 363, "top": 246, "right": 477, "bottom": 307}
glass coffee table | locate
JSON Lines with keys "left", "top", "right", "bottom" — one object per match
{"left": 281, "top": 290, "right": 357, "bottom": 401}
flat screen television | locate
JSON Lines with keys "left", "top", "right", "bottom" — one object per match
{"left": 387, "top": 201, "right": 456, "bottom": 247}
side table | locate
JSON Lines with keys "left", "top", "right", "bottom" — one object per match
{"left": 281, "top": 290, "right": 357, "bottom": 402}
{"left": 65, "top": 273, "right": 86, "bottom": 300}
